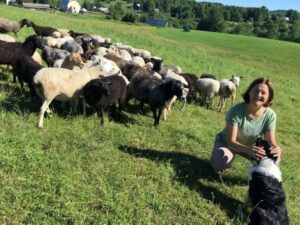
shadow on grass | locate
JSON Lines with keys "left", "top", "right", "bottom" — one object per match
{"left": 118, "top": 145, "right": 247, "bottom": 219}
{"left": 0, "top": 83, "right": 135, "bottom": 126}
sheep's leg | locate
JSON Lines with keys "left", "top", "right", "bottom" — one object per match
{"left": 28, "top": 84, "right": 36, "bottom": 98}
{"left": 109, "top": 104, "right": 117, "bottom": 121}
{"left": 219, "top": 97, "right": 226, "bottom": 112}
{"left": 156, "top": 108, "right": 163, "bottom": 126}
{"left": 97, "top": 107, "right": 105, "bottom": 125}
{"left": 163, "top": 108, "right": 167, "bottom": 121}
{"left": 152, "top": 107, "right": 158, "bottom": 126}
{"left": 180, "top": 99, "right": 186, "bottom": 111}
{"left": 139, "top": 102, "right": 145, "bottom": 114}
{"left": 218, "top": 96, "right": 222, "bottom": 107}
{"left": 38, "top": 99, "right": 52, "bottom": 128}
{"left": 12, "top": 73, "right": 17, "bottom": 83}
{"left": 70, "top": 99, "right": 78, "bottom": 114}
{"left": 119, "top": 96, "right": 126, "bottom": 111}
{"left": 231, "top": 95, "right": 235, "bottom": 106}
{"left": 82, "top": 98, "right": 87, "bottom": 116}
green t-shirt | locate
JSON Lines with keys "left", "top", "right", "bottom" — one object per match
{"left": 219, "top": 102, "right": 276, "bottom": 146}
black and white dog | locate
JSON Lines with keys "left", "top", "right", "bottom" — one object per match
{"left": 246, "top": 137, "right": 289, "bottom": 225}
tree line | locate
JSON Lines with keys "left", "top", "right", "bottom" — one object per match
{"left": 125, "top": 0, "right": 300, "bottom": 43}
{"left": 4, "top": 0, "right": 300, "bottom": 43}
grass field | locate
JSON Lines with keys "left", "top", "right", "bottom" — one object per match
{"left": 0, "top": 4, "right": 299, "bottom": 224}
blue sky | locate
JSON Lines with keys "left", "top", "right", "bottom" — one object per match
{"left": 196, "top": 1, "right": 300, "bottom": 11}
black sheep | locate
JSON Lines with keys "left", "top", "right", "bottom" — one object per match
{"left": 83, "top": 75, "right": 127, "bottom": 125}
{"left": 143, "top": 56, "right": 163, "bottom": 73}
{"left": 21, "top": 19, "right": 58, "bottom": 37}
{"left": 126, "top": 75, "right": 186, "bottom": 127}
{"left": 0, "top": 35, "right": 41, "bottom": 81}
{"left": 179, "top": 73, "right": 198, "bottom": 102}
{"left": 68, "top": 30, "right": 88, "bottom": 38}
{"left": 121, "top": 62, "right": 155, "bottom": 81}
{"left": 0, "top": 35, "right": 41, "bottom": 65}
{"left": 12, "top": 55, "right": 43, "bottom": 97}
{"left": 200, "top": 73, "right": 217, "bottom": 80}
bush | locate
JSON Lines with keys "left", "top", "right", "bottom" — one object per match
{"left": 122, "top": 12, "right": 137, "bottom": 23}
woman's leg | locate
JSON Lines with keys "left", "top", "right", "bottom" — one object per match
{"left": 210, "top": 138, "right": 235, "bottom": 173}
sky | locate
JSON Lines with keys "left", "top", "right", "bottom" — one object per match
{"left": 196, "top": 1, "right": 300, "bottom": 12}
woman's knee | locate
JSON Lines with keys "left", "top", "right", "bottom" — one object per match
{"left": 210, "top": 147, "right": 235, "bottom": 172}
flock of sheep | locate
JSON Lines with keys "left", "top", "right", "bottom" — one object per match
{"left": 0, "top": 17, "right": 242, "bottom": 128}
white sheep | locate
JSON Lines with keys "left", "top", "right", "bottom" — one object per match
{"left": 74, "top": 55, "right": 128, "bottom": 85}
{"left": 34, "top": 63, "right": 117, "bottom": 128}
{"left": 218, "top": 75, "right": 243, "bottom": 112}
{"left": 195, "top": 78, "right": 220, "bottom": 109}
{"left": 0, "top": 33, "right": 15, "bottom": 42}
{"left": 133, "top": 48, "right": 151, "bottom": 58}
{"left": 57, "top": 28, "right": 70, "bottom": 38}
{"left": 132, "top": 56, "right": 145, "bottom": 67}
{"left": 162, "top": 70, "right": 189, "bottom": 120}
{"left": 55, "top": 36, "right": 74, "bottom": 49}
{"left": 0, "top": 18, "right": 25, "bottom": 35}
{"left": 118, "top": 49, "right": 132, "bottom": 61}
{"left": 32, "top": 51, "right": 43, "bottom": 65}
{"left": 91, "top": 35, "right": 111, "bottom": 46}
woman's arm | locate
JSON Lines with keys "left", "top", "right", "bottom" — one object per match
{"left": 226, "top": 124, "right": 265, "bottom": 160}
{"left": 264, "top": 131, "right": 282, "bottom": 159}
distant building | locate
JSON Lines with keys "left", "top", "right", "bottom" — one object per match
{"left": 146, "top": 18, "right": 168, "bottom": 27}
{"left": 99, "top": 7, "right": 110, "bottom": 14}
{"left": 60, "top": 0, "right": 81, "bottom": 13}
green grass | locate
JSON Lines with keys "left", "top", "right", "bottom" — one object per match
{"left": 0, "top": 4, "right": 300, "bottom": 224}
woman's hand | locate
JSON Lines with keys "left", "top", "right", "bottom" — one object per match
{"left": 270, "top": 145, "right": 282, "bottom": 159}
{"left": 247, "top": 145, "right": 266, "bottom": 160}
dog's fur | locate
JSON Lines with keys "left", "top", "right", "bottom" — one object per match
{"left": 246, "top": 137, "right": 289, "bottom": 225}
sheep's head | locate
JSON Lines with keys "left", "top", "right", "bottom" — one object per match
{"left": 68, "top": 30, "right": 76, "bottom": 38}
{"left": 149, "top": 56, "right": 163, "bottom": 72}
{"left": 69, "top": 52, "right": 84, "bottom": 69}
{"left": 172, "top": 80, "right": 186, "bottom": 102}
{"left": 19, "top": 19, "right": 29, "bottom": 28}
{"left": 20, "top": 19, "right": 33, "bottom": 28}
{"left": 230, "top": 75, "right": 243, "bottom": 86}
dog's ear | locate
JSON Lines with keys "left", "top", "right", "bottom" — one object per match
{"left": 255, "top": 136, "right": 277, "bottom": 162}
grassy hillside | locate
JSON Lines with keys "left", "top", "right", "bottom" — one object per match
{"left": 0, "top": 4, "right": 299, "bottom": 224}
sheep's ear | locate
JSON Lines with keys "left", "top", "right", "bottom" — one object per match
{"left": 107, "top": 81, "right": 112, "bottom": 86}
{"left": 240, "top": 76, "right": 243, "bottom": 79}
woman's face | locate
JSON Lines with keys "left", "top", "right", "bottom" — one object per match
{"left": 249, "top": 83, "right": 270, "bottom": 107}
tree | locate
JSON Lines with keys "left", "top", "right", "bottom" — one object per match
{"left": 286, "top": 9, "right": 300, "bottom": 22}
{"left": 197, "top": 10, "right": 225, "bottom": 32}
{"left": 263, "top": 18, "right": 279, "bottom": 39}
{"left": 122, "top": 11, "right": 137, "bottom": 23}
{"left": 143, "top": 0, "right": 155, "bottom": 17}
{"left": 288, "top": 20, "right": 300, "bottom": 42}
{"left": 109, "top": 2, "right": 126, "bottom": 20}
{"left": 277, "top": 16, "right": 289, "bottom": 40}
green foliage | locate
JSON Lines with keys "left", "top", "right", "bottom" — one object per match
{"left": 108, "top": 1, "right": 127, "bottom": 20}
{"left": 231, "top": 22, "right": 253, "bottom": 35}
{"left": 0, "top": 5, "right": 300, "bottom": 224}
{"left": 197, "top": 10, "right": 225, "bottom": 32}
{"left": 122, "top": 11, "right": 137, "bottom": 23}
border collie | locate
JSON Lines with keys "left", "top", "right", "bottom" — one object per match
{"left": 246, "top": 137, "right": 289, "bottom": 225}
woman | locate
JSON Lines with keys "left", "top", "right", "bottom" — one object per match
{"left": 210, "top": 77, "right": 282, "bottom": 174}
